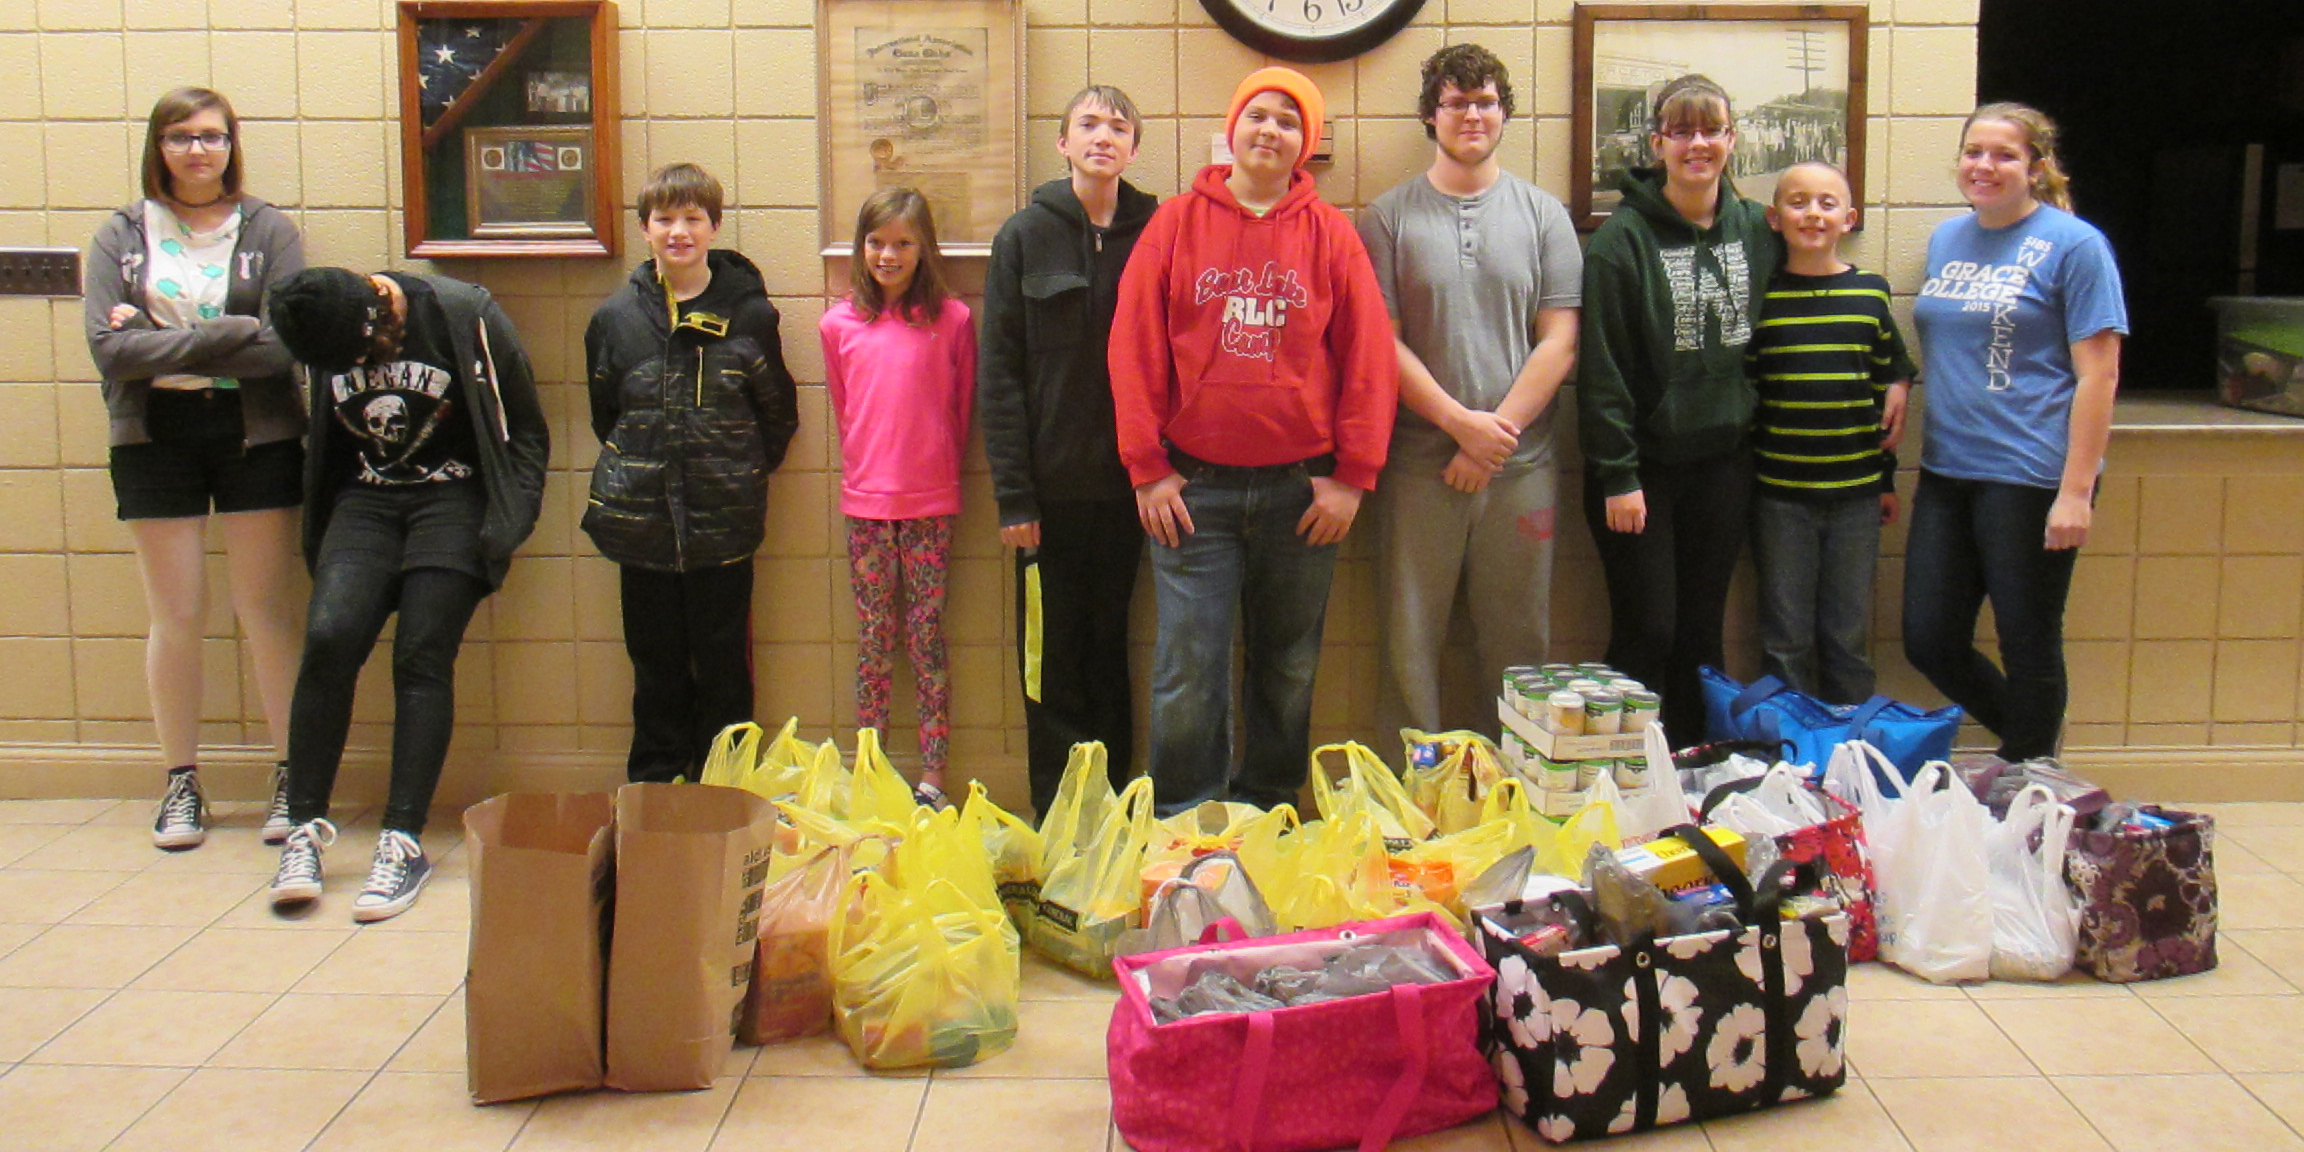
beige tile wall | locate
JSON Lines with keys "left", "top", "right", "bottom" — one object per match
{"left": 35, "top": 0, "right": 2287, "bottom": 809}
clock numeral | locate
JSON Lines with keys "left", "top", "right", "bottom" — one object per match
{"left": 1339, "top": 0, "right": 1364, "bottom": 11}
{"left": 1301, "top": 0, "right": 1321, "bottom": 18}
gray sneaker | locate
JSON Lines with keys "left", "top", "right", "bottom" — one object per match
{"left": 261, "top": 763, "right": 293, "bottom": 845}
{"left": 153, "top": 769, "right": 206, "bottom": 850}
{"left": 269, "top": 818, "right": 337, "bottom": 906}
{"left": 352, "top": 830, "right": 432, "bottom": 923}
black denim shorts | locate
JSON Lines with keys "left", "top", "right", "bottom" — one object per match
{"left": 108, "top": 388, "right": 303, "bottom": 520}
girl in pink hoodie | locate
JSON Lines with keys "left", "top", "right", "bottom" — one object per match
{"left": 818, "top": 187, "right": 976, "bottom": 797}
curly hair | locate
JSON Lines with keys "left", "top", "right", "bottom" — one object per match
{"left": 1417, "top": 43, "right": 1515, "bottom": 141}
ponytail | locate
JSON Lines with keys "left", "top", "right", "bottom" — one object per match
{"left": 1965, "top": 101, "right": 2072, "bottom": 211}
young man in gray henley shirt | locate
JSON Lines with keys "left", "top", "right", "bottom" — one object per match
{"left": 1356, "top": 42, "right": 1583, "bottom": 739}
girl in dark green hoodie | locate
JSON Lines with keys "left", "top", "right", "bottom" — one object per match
{"left": 1575, "top": 75, "right": 1779, "bottom": 745}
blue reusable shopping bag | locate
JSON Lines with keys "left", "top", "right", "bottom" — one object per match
{"left": 1698, "top": 667, "right": 1961, "bottom": 788}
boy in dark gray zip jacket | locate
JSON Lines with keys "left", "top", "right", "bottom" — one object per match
{"left": 978, "top": 87, "right": 1158, "bottom": 819}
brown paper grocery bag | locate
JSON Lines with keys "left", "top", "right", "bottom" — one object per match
{"left": 605, "top": 783, "right": 777, "bottom": 1092}
{"left": 463, "top": 792, "right": 616, "bottom": 1105}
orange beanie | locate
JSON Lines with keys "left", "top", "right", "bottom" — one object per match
{"left": 1225, "top": 66, "right": 1324, "bottom": 167}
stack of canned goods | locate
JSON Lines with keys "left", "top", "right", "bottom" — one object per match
{"left": 1499, "top": 662, "right": 1665, "bottom": 802}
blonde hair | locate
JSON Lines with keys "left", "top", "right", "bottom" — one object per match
{"left": 848, "top": 186, "right": 950, "bottom": 325}
{"left": 1963, "top": 102, "right": 2072, "bottom": 211}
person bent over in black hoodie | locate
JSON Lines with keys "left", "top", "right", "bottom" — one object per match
{"left": 266, "top": 265, "right": 550, "bottom": 922}
{"left": 979, "top": 86, "right": 1159, "bottom": 820}
{"left": 583, "top": 163, "right": 800, "bottom": 784}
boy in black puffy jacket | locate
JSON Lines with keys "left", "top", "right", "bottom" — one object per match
{"left": 583, "top": 163, "right": 799, "bottom": 783}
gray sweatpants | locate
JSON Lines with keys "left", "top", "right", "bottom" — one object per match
{"left": 1371, "top": 461, "right": 1557, "bottom": 740}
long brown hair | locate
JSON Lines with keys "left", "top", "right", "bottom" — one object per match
{"left": 140, "top": 87, "right": 243, "bottom": 202}
{"left": 1962, "top": 101, "right": 2073, "bottom": 211}
{"left": 848, "top": 186, "right": 949, "bottom": 325}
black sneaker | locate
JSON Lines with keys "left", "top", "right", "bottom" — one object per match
{"left": 352, "top": 830, "right": 432, "bottom": 923}
{"left": 153, "top": 769, "right": 206, "bottom": 850}
{"left": 261, "top": 763, "right": 293, "bottom": 845}
{"left": 269, "top": 818, "right": 336, "bottom": 906}
{"left": 912, "top": 780, "right": 954, "bottom": 812}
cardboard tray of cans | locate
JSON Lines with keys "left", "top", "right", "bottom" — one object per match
{"left": 1496, "top": 696, "right": 1649, "bottom": 760}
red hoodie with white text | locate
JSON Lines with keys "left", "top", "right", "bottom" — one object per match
{"left": 1109, "top": 165, "right": 1397, "bottom": 491}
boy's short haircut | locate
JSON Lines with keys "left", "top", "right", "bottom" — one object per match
{"left": 1416, "top": 43, "right": 1515, "bottom": 140}
{"left": 636, "top": 162, "right": 725, "bottom": 227}
{"left": 1059, "top": 85, "right": 1143, "bottom": 144}
{"left": 1774, "top": 160, "right": 1853, "bottom": 205}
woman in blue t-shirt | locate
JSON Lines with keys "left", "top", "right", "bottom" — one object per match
{"left": 1905, "top": 102, "right": 2127, "bottom": 762}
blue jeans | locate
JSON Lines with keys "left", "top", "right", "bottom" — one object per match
{"left": 1900, "top": 470, "right": 2079, "bottom": 761}
{"left": 1147, "top": 459, "right": 1337, "bottom": 816}
{"left": 1751, "top": 493, "right": 1881, "bottom": 704}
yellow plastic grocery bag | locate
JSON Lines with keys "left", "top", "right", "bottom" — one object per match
{"left": 887, "top": 802, "right": 1002, "bottom": 915}
{"left": 960, "top": 781, "right": 1045, "bottom": 935}
{"left": 1310, "top": 742, "right": 1438, "bottom": 850}
{"left": 1242, "top": 810, "right": 1408, "bottom": 931}
{"left": 704, "top": 717, "right": 827, "bottom": 804}
{"left": 1037, "top": 742, "right": 1119, "bottom": 878}
{"left": 849, "top": 727, "right": 924, "bottom": 826}
{"left": 794, "top": 738, "right": 855, "bottom": 819}
{"left": 1400, "top": 728, "right": 1507, "bottom": 835}
{"left": 699, "top": 722, "right": 764, "bottom": 789}
{"left": 827, "top": 871, "right": 1020, "bottom": 1069}
{"left": 1031, "top": 775, "right": 1158, "bottom": 976}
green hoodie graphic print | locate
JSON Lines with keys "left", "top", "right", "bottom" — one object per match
{"left": 1577, "top": 166, "right": 1780, "bottom": 498}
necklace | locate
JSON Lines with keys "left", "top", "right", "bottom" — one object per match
{"left": 171, "top": 189, "right": 230, "bottom": 210}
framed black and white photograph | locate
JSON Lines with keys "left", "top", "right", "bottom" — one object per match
{"left": 1571, "top": 4, "right": 1869, "bottom": 230}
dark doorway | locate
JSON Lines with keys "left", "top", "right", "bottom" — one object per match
{"left": 1977, "top": 2, "right": 2304, "bottom": 388}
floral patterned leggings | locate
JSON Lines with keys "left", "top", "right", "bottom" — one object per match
{"left": 846, "top": 515, "right": 953, "bottom": 776}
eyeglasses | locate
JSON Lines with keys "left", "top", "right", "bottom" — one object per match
{"left": 1660, "top": 126, "right": 1734, "bottom": 144}
{"left": 160, "top": 132, "right": 232, "bottom": 154}
{"left": 1437, "top": 98, "right": 1502, "bottom": 117}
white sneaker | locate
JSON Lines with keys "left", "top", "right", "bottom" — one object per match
{"left": 261, "top": 763, "right": 293, "bottom": 845}
{"left": 153, "top": 769, "right": 206, "bottom": 850}
{"left": 269, "top": 818, "right": 337, "bottom": 906}
{"left": 352, "top": 830, "right": 432, "bottom": 923}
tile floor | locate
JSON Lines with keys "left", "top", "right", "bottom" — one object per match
{"left": 4, "top": 796, "right": 2304, "bottom": 1152}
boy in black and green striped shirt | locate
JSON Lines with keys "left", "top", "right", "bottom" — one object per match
{"left": 1747, "top": 162, "right": 1917, "bottom": 703}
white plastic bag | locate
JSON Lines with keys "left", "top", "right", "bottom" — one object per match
{"left": 1608, "top": 722, "right": 1696, "bottom": 844}
{"left": 1708, "top": 763, "right": 1831, "bottom": 837}
{"left": 1984, "top": 783, "right": 2081, "bottom": 981}
{"left": 1118, "top": 851, "right": 1279, "bottom": 956}
{"left": 1874, "top": 762, "right": 1993, "bottom": 984}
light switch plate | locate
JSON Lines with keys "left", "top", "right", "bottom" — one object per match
{"left": 0, "top": 248, "right": 81, "bottom": 297}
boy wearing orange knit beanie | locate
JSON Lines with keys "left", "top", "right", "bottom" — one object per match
{"left": 1109, "top": 66, "right": 1399, "bottom": 816}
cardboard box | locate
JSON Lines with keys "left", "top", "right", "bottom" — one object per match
{"left": 1615, "top": 827, "right": 1747, "bottom": 894}
{"left": 1498, "top": 696, "right": 1650, "bottom": 761}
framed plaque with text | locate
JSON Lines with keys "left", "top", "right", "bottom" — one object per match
{"left": 395, "top": 0, "right": 622, "bottom": 257}
{"left": 818, "top": 0, "right": 1023, "bottom": 258}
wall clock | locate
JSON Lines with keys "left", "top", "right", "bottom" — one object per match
{"left": 1196, "top": 0, "right": 1428, "bottom": 64}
